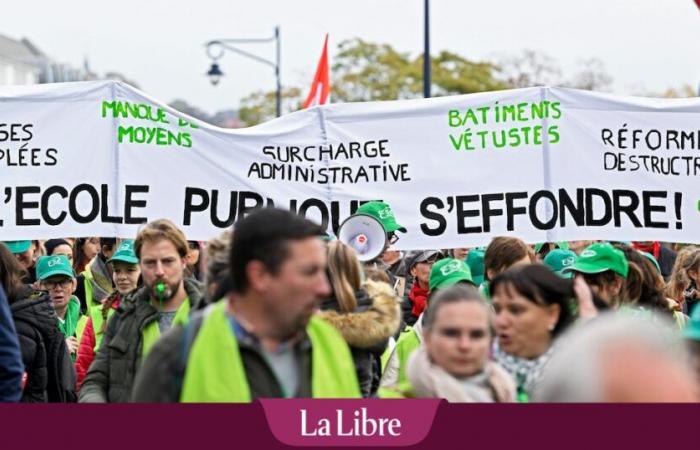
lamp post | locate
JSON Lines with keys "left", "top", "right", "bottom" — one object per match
{"left": 424, "top": 0, "right": 431, "bottom": 98}
{"left": 205, "top": 26, "right": 281, "bottom": 118}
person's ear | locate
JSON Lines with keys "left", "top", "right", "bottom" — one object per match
{"left": 612, "top": 276, "right": 624, "bottom": 295}
{"left": 486, "top": 268, "right": 496, "bottom": 281}
{"left": 246, "top": 260, "right": 270, "bottom": 292}
{"left": 69, "top": 279, "right": 77, "bottom": 295}
{"left": 546, "top": 303, "right": 561, "bottom": 331}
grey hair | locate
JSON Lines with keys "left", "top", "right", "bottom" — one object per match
{"left": 533, "top": 312, "right": 688, "bottom": 402}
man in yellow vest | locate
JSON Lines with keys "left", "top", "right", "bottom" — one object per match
{"left": 132, "top": 208, "right": 361, "bottom": 402}
{"left": 79, "top": 220, "right": 205, "bottom": 402}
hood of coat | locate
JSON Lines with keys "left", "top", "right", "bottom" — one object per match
{"left": 317, "top": 280, "right": 401, "bottom": 349}
{"left": 10, "top": 287, "right": 58, "bottom": 334}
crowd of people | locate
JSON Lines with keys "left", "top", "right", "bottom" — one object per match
{"left": 1, "top": 201, "right": 699, "bottom": 402}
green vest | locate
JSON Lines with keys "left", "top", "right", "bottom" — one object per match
{"left": 76, "top": 315, "right": 88, "bottom": 343}
{"left": 82, "top": 268, "right": 99, "bottom": 310}
{"left": 180, "top": 302, "right": 361, "bottom": 402}
{"left": 87, "top": 303, "right": 116, "bottom": 352}
{"left": 394, "top": 326, "right": 421, "bottom": 385}
{"left": 142, "top": 298, "right": 191, "bottom": 361}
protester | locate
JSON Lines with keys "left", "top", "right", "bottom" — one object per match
{"left": 72, "top": 237, "right": 100, "bottom": 275}
{"left": 403, "top": 250, "right": 443, "bottom": 326}
{"left": 406, "top": 285, "right": 516, "bottom": 402}
{"left": 318, "top": 241, "right": 401, "bottom": 397}
{"left": 44, "top": 239, "right": 74, "bottom": 264}
{"left": 0, "top": 285, "right": 23, "bottom": 402}
{"left": 535, "top": 313, "right": 698, "bottom": 402}
{"left": 491, "top": 264, "right": 582, "bottom": 401}
{"left": 450, "top": 248, "right": 469, "bottom": 260}
{"left": 35, "top": 255, "right": 82, "bottom": 359}
{"left": 202, "top": 231, "right": 232, "bottom": 302}
{"left": 2, "top": 241, "right": 37, "bottom": 285}
{"left": 632, "top": 241, "right": 677, "bottom": 281}
{"left": 74, "top": 238, "right": 119, "bottom": 314}
{"left": 563, "top": 242, "right": 629, "bottom": 309}
{"left": 543, "top": 248, "right": 577, "bottom": 278}
{"left": 75, "top": 240, "right": 141, "bottom": 388}
{"left": 613, "top": 244, "right": 686, "bottom": 327}
{"left": 481, "top": 237, "right": 533, "bottom": 299}
{"left": 680, "top": 248, "right": 700, "bottom": 317}
{"left": 382, "top": 248, "right": 407, "bottom": 278}
{"left": 354, "top": 201, "right": 407, "bottom": 285}
{"left": 382, "top": 258, "right": 474, "bottom": 388}
{"left": 79, "top": 220, "right": 204, "bottom": 402}
{"left": 185, "top": 240, "right": 202, "bottom": 281}
{"left": 666, "top": 246, "right": 698, "bottom": 313}
{"left": 131, "top": 208, "right": 360, "bottom": 401}
{"left": 1, "top": 243, "right": 76, "bottom": 402}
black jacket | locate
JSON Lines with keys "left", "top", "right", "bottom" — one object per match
{"left": 9, "top": 286, "right": 76, "bottom": 402}
{"left": 318, "top": 280, "right": 401, "bottom": 397}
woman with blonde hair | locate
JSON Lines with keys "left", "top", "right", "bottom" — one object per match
{"left": 317, "top": 241, "right": 401, "bottom": 397}
{"left": 666, "top": 246, "right": 699, "bottom": 315}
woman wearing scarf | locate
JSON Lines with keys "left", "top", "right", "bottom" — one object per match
{"left": 35, "top": 255, "right": 82, "bottom": 359}
{"left": 491, "top": 264, "right": 583, "bottom": 401}
{"left": 406, "top": 284, "right": 516, "bottom": 402}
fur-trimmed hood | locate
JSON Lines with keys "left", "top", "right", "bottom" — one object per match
{"left": 318, "top": 280, "right": 401, "bottom": 349}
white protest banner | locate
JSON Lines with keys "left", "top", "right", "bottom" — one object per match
{"left": 1, "top": 80, "right": 699, "bottom": 249}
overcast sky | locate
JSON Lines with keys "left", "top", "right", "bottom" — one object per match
{"left": 2, "top": 0, "right": 699, "bottom": 114}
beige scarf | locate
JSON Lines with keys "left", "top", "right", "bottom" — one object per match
{"left": 407, "top": 346, "right": 516, "bottom": 403}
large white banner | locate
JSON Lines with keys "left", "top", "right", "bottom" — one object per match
{"left": 1, "top": 81, "right": 699, "bottom": 249}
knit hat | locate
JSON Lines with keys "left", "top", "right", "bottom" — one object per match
{"left": 429, "top": 258, "right": 474, "bottom": 291}
{"left": 465, "top": 248, "right": 485, "bottom": 285}
{"left": 564, "top": 242, "right": 629, "bottom": 278}
{"left": 355, "top": 201, "right": 406, "bottom": 233}
{"left": 36, "top": 255, "right": 74, "bottom": 280}
{"left": 108, "top": 240, "right": 139, "bottom": 264}
{"left": 3, "top": 240, "right": 31, "bottom": 254}
{"left": 544, "top": 249, "right": 578, "bottom": 278}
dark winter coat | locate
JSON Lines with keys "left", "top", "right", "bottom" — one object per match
{"left": 79, "top": 278, "right": 205, "bottom": 403}
{"left": 9, "top": 285, "right": 76, "bottom": 402}
{"left": 317, "top": 280, "right": 401, "bottom": 397}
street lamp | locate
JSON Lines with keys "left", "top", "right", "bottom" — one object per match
{"left": 424, "top": 0, "right": 431, "bottom": 98}
{"left": 205, "top": 26, "right": 281, "bottom": 117}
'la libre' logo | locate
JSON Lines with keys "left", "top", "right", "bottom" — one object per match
{"left": 300, "top": 407, "right": 402, "bottom": 437}
{"left": 580, "top": 249, "right": 597, "bottom": 258}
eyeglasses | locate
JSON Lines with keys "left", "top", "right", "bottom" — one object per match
{"left": 188, "top": 241, "right": 200, "bottom": 251}
{"left": 388, "top": 233, "right": 400, "bottom": 245}
{"left": 43, "top": 278, "right": 72, "bottom": 290}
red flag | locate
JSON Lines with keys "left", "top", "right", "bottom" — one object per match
{"left": 696, "top": 0, "right": 700, "bottom": 9}
{"left": 302, "top": 34, "right": 330, "bottom": 108}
